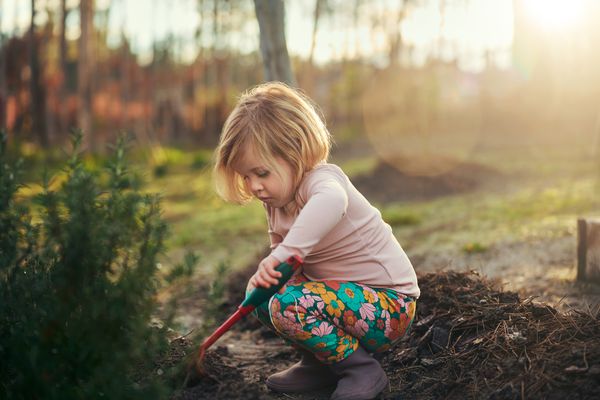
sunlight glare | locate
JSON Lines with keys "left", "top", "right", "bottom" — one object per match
{"left": 523, "top": 0, "right": 584, "bottom": 31}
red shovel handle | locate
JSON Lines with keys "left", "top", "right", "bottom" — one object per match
{"left": 194, "top": 256, "right": 303, "bottom": 375}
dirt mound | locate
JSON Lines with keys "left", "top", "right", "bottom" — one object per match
{"left": 382, "top": 271, "right": 600, "bottom": 399}
{"left": 352, "top": 157, "right": 503, "bottom": 202}
{"left": 168, "top": 267, "right": 600, "bottom": 399}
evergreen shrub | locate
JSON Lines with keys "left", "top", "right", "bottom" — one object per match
{"left": 0, "top": 132, "right": 172, "bottom": 399}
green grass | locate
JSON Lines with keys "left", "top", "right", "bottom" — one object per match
{"left": 153, "top": 145, "right": 598, "bottom": 274}
{"left": 14, "top": 139, "right": 600, "bottom": 282}
{"left": 144, "top": 166, "right": 268, "bottom": 275}
{"left": 381, "top": 207, "right": 422, "bottom": 226}
{"left": 387, "top": 175, "right": 600, "bottom": 257}
{"left": 336, "top": 156, "right": 378, "bottom": 177}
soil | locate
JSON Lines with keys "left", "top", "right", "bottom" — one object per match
{"left": 166, "top": 154, "right": 600, "bottom": 399}
{"left": 169, "top": 269, "right": 600, "bottom": 400}
{"left": 352, "top": 156, "right": 504, "bottom": 203}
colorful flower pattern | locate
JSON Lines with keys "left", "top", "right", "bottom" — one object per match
{"left": 251, "top": 274, "right": 416, "bottom": 364}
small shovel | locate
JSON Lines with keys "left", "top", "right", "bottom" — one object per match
{"left": 184, "top": 255, "right": 303, "bottom": 386}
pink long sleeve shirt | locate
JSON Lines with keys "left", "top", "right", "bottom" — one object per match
{"left": 267, "top": 163, "right": 420, "bottom": 299}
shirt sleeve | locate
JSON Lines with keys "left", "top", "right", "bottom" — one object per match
{"left": 271, "top": 173, "right": 349, "bottom": 262}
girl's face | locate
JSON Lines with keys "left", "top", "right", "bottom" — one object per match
{"left": 233, "top": 144, "right": 295, "bottom": 209}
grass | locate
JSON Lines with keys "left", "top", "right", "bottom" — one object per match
{"left": 153, "top": 142, "right": 600, "bottom": 278}
{"left": 13, "top": 138, "right": 600, "bottom": 286}
{"left": 143, "top": 164, "right": 268, "bottom": 276}
{"left": 361, "top": 137, "right": 600, "bottom": 256}
{"left": 386, "top": 168, "right": 600, "bottom": 258}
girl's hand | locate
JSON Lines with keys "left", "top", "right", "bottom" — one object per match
{"left": 246, "top": 274, "right": 287, "bottom": 295}
{"left": 248, "top": 255, "right": 282, "bottom": 289}
{"left": 245, "top": 279, "right": 256, "bottom": 294}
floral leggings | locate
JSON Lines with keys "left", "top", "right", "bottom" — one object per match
{"left": 252, "top": 273, "right": 416, "bottom": 364}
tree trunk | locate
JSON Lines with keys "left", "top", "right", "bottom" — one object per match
{"left": 388, "top": 0, "right": 408, "bottom": 68}
{"left": 58, "top": 0, "right": 68, "bottom": 139}
{"left": 353, "top": 0, "right": 362, "bottom": 61}
{"left": 192, "top": 0, "right": 205, "bottom": 138}
{"left": 308, "top": 0, "right": 323, "bottom": 68}
{"left": 119, "top": 33, "right": 131, "bottom": 133}
{"left": 436, "top": 0, "right": 447, "bottom": 60}
{"left": 30, "top": 0, "right": 48, "bottom": 146}
{"left": 60, "top": 0, "right": 68, "bottom": 84}
{"left": 0, "top": 0, "right": 6, "bottom": 132}
{"left": 253, "top": 0, "right": 295, "bottom": 85}
{"left": 577, "top": 218, "right": 600, "bottom": 283}
{"left": 201, "top": 0, "right": 220, "bottom": 143}
{"left": 301, "top": 0, "right": 326, "bottom": 94}
{"left": 42, "top": 3, "right": 56, "bottom": 146}
{"left": 78, "top": 0, "right": 94, "bottom": 150}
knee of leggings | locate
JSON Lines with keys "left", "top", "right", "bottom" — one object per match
{"left": 268, "top": 291, "right": 301, "bottom": 333}
{"left": 268, "top": 292, "right": 287, "bottom": 316}
{"left": 268, "top": 285, "right": 300, "bottom": 313}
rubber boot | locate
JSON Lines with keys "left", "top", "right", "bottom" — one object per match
{"left": 266, "top": 350, "right": 338, "bottom": 393}
{"left": 328, "top": 346, "right": 389, "bottom": 400}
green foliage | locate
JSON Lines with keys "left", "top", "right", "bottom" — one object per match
{"left": 0, "top": 131, "right": 172, "bottom": 399}
{"left": 150, "top": 147, "right": 212, "bottom": 176}
{"left": 165, "top": 250, "right": 200, "bottom": 283}
{"left": 201, "top": 261, "right": 231, "bottom": 332}
{"left": 153, "top": 162, "right": 169, "bottom": 177}
{"left": 462, "top": 242, "right": 488, "bottom": 254}
{"left": 190, "top": 149, "right": 212, "bottom": 171}
{"left": 382, "top": 208, "right": 421, "bottom": 227}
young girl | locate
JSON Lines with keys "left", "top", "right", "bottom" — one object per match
{"left": 214, "top": 82, "right": 419, "bottom": 400}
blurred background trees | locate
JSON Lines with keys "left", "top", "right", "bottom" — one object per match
{"left": 1, "top": 0, "right": 599, "bottom": 162}
{"left": 2, "top": 3, "right": 600, "bottom": 394}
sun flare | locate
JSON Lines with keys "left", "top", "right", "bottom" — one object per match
{"left": 523, "top": 0, "right": 585, "bottom": 31}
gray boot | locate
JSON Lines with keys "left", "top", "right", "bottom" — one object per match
{"left": 329, "top": 346, "right": 389, "bottom": 400}
{"left": 266, "top": 350, "right": 338, "bottom": 393}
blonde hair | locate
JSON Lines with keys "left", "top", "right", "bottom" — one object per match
{"left": 214, "top": 82, "right": 331, "bottom": 204}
